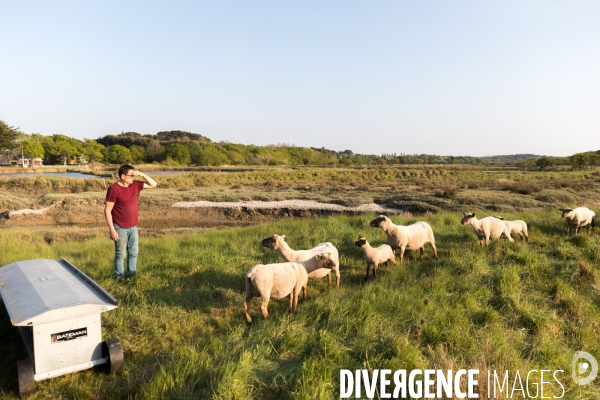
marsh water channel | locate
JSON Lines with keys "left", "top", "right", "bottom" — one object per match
{"left": 0, "top": 170, "right": 199, "bottom": 179}
{"left": 0, "top": 172, "right": 98, "bottom": 179}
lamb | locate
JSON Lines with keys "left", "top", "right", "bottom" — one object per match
{"left": 461, "top": 213, "right": 514, "bottom": 246}
{"left": 354, "top": 237, "right": 396, "bottom": 280}
{"left": 261, "top": 234, "right": 341, "bottom": 288}
{"left": 493, "top": 216, "right": 529, "bottom": 242}
{"left": 559, "top": 207, "right": 596, "bottom": 235}
{"left": 369, "top": 215, "right": 438, "bottom": 264}
{"left": 243, "top": 253, "right": 336, "bottom": 324}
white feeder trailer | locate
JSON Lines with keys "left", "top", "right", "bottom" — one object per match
{"left": 0, "top": 258, "right": 123, "bottom": 396}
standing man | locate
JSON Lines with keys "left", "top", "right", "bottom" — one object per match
{"left": 104, "top": 164, "right": 157, "bottom": 281}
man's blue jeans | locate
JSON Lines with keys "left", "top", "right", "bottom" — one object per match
{"left": 113, "top": 223, "right": 139, "bottom": 279}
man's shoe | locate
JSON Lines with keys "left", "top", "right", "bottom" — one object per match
{"left": 116, "top": 277, "right": 125, "bottom": 282}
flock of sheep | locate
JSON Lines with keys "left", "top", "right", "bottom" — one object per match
{"left": 243, "top": 206, "right": 596, "bottom": 323}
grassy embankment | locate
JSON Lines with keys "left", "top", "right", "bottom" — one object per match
{"left": 1, "top": 166, "right": 599, "bottom": 215}
{"left": 1, "top": 210, "right": 599, "bottom": 398}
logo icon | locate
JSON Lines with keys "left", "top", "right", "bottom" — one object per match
{"left": 572, "top": 351, "right": 598, "bottom": 385}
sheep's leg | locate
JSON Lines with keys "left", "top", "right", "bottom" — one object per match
{"left": 288, "top": 292, "right": 293, "bottom": 311}
{"left": 399, "top": 249, "right": 405, "bottom": 265}
{"left": 260, "top": 296, "right": 270, "bottom": 319}
{"left": 292, "top": 291, "right": 299, "bottom": 313}
{"left": 419, "top": 247, "right": 424, "bottom": 258}
{"left": 575, "top": 225, "right": 580, "bottom": 235}
{"left": 524, "top": 234, "right": 529, "bottom": 242}
{"left": 365, "top": 263, "right": 371, "bottom": 281}
{"left": 373, "top": 262, "right": 378, "bottom": 278}
{"left": 518, "top": 233, "right": 525, "bottom": 241}
{"left": 335, "top": 268, "right": 340, "bottom": 288}
{"left": 302, "top": 284, "right": 307, "bottom": 301}
{"left": 431, "top": 243, "right": 438, "bottom": 259}
{"left": 479, "top": 239, "right": 484, "bottom": 246}
{"left": 326, "top": 271, "right": 332, "bottom": 286}
{"left": 243, "top": 295, "right": 253, "bottom": 324}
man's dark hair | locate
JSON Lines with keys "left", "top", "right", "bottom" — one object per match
{"left": 118, "top": 164, "right": 135, "bottom": 178}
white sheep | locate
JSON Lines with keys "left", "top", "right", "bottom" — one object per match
{"left": 354, "top": 237, "right": 396, "bottom": 280}
{"left": 261, "top": 234, "right": 341, "bottom": 288}
{"left": 559, "top": 207, "right": 596, "bottom": 235}
{"left": 461, "top": 213, "right": 514, "bottom": 246}
{"left": 493, "top": 216, "right": 529, "bottom": 242}
{"left": 369, "top": 215, "right": 438, "bottom": 265}
{"left": 243, "top": 253, "right": 335, "bottom": 324}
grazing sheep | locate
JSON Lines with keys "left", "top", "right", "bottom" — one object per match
{"left": 243, "top": 253, "right": 335, "bottom": 324}
{"left": 354, "top": 237, "right": 396, "bottom": 280}
{"left": 461, "top": 213, "right": 514, "bottom": 246}
{"left": 493, "top": 216, "right": 529, "bottom": 242}
{"left": 369, "top": 215, "right": 438, "bottom": 265}
{"left": 559, "top": 207, "right": 596, "bottom": 235}
{"left": 261, "top": 234, "right": 341, "bottom": 288}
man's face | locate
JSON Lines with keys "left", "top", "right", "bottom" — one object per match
{"left": 122, "top": 170, "right": 136, "bottom": 182}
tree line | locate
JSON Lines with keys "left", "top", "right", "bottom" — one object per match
{"left": 1, "top": 119, "right": 598, "bottom": 168}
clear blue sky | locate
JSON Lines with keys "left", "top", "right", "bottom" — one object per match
{"left": 2, "top": 1, "right": 599, "bottom": 157}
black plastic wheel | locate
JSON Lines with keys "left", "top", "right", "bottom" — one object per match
{"left": 16, "top": 358, "right": 35, "bottom": 396}
{"left": 102, "top": 338, "right": 124, "bottom": 374}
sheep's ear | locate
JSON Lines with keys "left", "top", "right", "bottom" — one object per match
{"left": 281, "top": 235, "right": 286, "bottom": 241}
{"left": 472, "top": 213, "right": 476, "bottom": 217}
{"left": 315, "top": 255, "right": 320, "bottom": 260}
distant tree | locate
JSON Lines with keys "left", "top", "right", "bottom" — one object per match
{"left": 184, "top": 143, "right": 202, "bottom": 164}
{"left": 106, "top": 145, "right": 132, "bottom": 164}
{"left": 23, "top": 139, "right": 45, "bottom": 159}
{"left": 570, "top": 152, "right": 599, "bottom": 170}
{"left": 130, "top": 145, "right": 147, "bottom": 164}
{"left": 82, "top": 139, "right": 105, "bottom": 163}
{"left": 96, "top": 132, "right": 149, "bottom": 148}
{"left": 145, "top": 140, "right": 163, "bottom": 161}
{"left": 198, "top": 145, "right": 229, "bottom": 166}
{"left": 0, "top": 120, "right": 20, "bottom": 151}
{"left": 165, "top": 143, "right": 191, "bottom": 165}
{"left": 155, "top": 130, "right": 211, "bottom": 143}
{"left": 298, "top": 147, "right": 316, "bottom": 166}
{"left": 535, "top": 156, "right": 556, "bottom": 170}
{"left": 46, "top": 134, "right": 82, "bottom": 165}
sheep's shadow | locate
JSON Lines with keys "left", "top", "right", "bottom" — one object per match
{"left": 532, "top": 220, "right": 570, "bottom": 236}
{"left": 144, "top": 269, "right": 243, "bottom": 312}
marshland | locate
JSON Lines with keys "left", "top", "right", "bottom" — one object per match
{"left": 1, "top": 165, "right": 599, "bottom": 398}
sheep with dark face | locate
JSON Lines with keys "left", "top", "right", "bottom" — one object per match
{"left": 559, "top": 207, "right": 596, "bottom": 235}
{"left": 354, "top": 237, "right": 396, "bottom": 280}
{"left": 261, "top": 234, "right": 341, "bottom": 288}
{"left": 243, "top": 253, "right": 336, "bottom": 324}
{"left": 461, "top": 213, "right": 514, "bottom": 246}
{"left": 369, "top": 215, "right": 438, "bottom": 264}
{"left": 493, "top": 216, "right": 529, "bottom": 242}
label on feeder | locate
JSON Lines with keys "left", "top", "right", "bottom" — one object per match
{"left": 51, "top": 327, "right": 88, "bottom": 343}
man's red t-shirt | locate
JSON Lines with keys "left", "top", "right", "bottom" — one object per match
{"left": 106, "top": 180, "right": 144, "bottom": 228}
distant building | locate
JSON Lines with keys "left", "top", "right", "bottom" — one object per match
{"left": 0, "top": 151, "right": 44, "bottom": 167}
{"left": 0, "top": 150, "right": 14, "bottom": 166}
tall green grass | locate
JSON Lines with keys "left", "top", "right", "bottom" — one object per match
{"left": 1, "top": 211, "right": 599, "bottom": 398}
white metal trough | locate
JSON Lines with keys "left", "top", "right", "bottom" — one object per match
{"left": 0, "top": 257, "right": 123, "bottom": 396}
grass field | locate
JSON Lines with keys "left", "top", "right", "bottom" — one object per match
{"left": 1, "top": 210, "right": 599, "bottom": 399}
